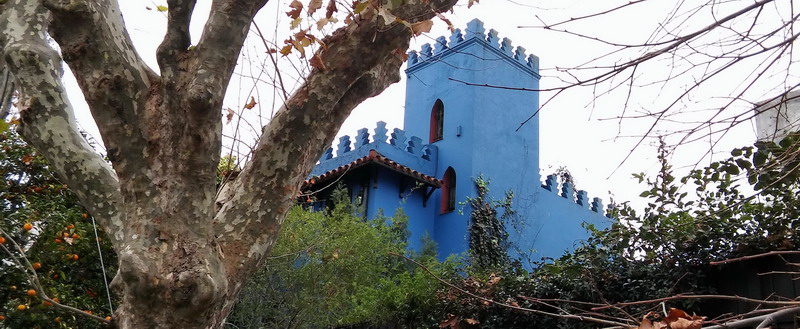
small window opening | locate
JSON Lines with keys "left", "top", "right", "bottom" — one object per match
{"left": 440, "top": 167, "right": 456, "bottom": 214}
{"left": 429, "top": 99, "right": 444, "bottom": 143}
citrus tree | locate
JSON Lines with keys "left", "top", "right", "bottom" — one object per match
{"left": 0, "top": 126, "right": 116, "bottom": 328}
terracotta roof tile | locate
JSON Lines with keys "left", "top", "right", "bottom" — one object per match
{"left": 304, "top": 150, "right": 442, "bottom": 189}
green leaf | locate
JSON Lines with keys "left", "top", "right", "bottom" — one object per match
{"left": 156, "top": 5, "right": 168, "bottom": 12}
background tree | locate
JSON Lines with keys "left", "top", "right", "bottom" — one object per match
{"left": 1, "top": 125, "right": 116, "bottom": 328}
{"left": 0, "top": 0, "right": 457, "bottom": 327}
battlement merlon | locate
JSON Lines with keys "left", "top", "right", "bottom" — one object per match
{"left": 406, "top": 19, "right": 540, "bottom": 78}
{"left": 541, "top": 174, "right": 613, "bottom": 218}
{"left": 310, "top": 121, "right": 438, "bottom": 177}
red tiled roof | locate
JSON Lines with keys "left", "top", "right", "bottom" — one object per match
{"left": 304, "top": 150, "right": 443, "bottom": 189}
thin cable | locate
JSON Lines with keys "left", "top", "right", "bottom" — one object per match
{"left": 90, "top": 215, "right": 114, "bottom": 314}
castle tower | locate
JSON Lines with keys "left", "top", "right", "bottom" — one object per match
{"left": 307, "top": 19, "right": 610, "bottom": 264}
{"left": 403, "top": 19, "right": 542, "bottom": 257}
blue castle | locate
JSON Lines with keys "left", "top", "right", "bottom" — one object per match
{"left": 303, "top": 19, "right": 612, "bottom": 263}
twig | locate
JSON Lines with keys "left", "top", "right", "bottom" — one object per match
{"left": 591, "top": 294, "right": 800, "bottom": 311}
{"left": 702, "top": 306, "right": 800, "bottom": 329}
{"left": 710, "top": 251, "right": 800, "bottom": 265}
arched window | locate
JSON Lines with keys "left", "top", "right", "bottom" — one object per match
{"left": 429, "top": 99, "right": 444, "bottom": 143}
{"left": 440, "top": 167, "right": 456, "bottom": 214}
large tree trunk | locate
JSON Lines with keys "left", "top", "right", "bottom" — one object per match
{"left": 0, "top": 0, "right": 457, "bottom": 327}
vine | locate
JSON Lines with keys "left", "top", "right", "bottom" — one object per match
{"left": 465, "top": 176, "right": 515, "bottom": 271}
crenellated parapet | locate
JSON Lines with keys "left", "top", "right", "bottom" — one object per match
{"left": 407, "top": 19, "right": 539, "bottom": 76}
{"left": 542, "top": 174, "right": 612, "bottom": 217}
{"left": 311, "top": 121, "right": 438, "bottom": 178}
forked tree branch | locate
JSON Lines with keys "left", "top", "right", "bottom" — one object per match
{"left": 0, "top": 0, "right": 124, "bottom": 245}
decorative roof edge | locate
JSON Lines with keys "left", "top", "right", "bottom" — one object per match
{"left": 541, "top": 174, "right": 613, "bottom": 218}
{"left": 304, "top": 150, "right": 443, "bottom": 189}
{"left": 406, "top": 18, "right": 540, "bottom": 78}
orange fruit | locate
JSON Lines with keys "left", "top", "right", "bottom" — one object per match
{"left": 66, "top": 224, "right": 75, "bottom": 230}
{"left": 23, "top": 223, "right": 32, "bottom": 231}
{"left": 16, "top": 305, "right": 26, "bottom": 311}
{"left": 81, "top": 213, "right": 89, "bottom": 219}
{"left": 71, "top": 233, "right": 80, "bottom": 239}
{"left": 84, "top": 310, "right": 92, "bottom": 315}
{"left": 43, "top": 300, "right": 52, "bottom": 307}
{"left": 0, "top": 314, "right": 5, "bottom": 320}
{"left": 62, "top": 232, "right": 69, "bottom": 237}
{"left": 32, "top": 262, "right": 41, "bottom": 270}
{"left": 52, "top": 274, "right": 59, "bottom": 280}
{"left": 52, "top": 297, "right": 60, "bottom": 303}
{"left": 105, "top": 316, "right": 112, "bottom": 321}
{"left": 0, "top": 237, "right": 5, "bottom": 244}
{"left": 9, "top": 285, "right": 16, "bottom": 291}
{"left": 54, "top": 238, "right": 62, "bottom": 244}
{"left": 27, "top": 289, "right": 36, "bottom": 297}
{"left": 54, "top": 317, "right": 61, "bottom": 323}
{"left": 71, "top": 254, "right": 79, "bottom": 261}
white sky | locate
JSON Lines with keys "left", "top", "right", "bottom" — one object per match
{"left": 62, "top": 0, "right": 794, "bottom": 209}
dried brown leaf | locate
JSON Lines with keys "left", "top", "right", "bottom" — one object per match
{"left": 467, "top": 0, "right": 478, "bottom": 8}
{"left": 244, "top": 96, "right": 257, "bottom": 110}
{"left": 325, "top": 0, "right": 337, "bottom": 18}
{"left": 287, "top": 0, "right": 303, "bottom": 19}
{"left": 225, "top": 108, "right": 235, "bottom": 123}
{"left": 309, "top": 53, "right": 326, "bottom": 71}
{"left": 308, "top": 0, "right": 323, "bottom": 15}
{"left": 439, "top": 314, "right": 460, "bottom": 329}
{"left": 279, "top": 44, "right": 293, "bottom": 56}
{"left": 411, "top": 19, "right": 433, "bottom": 36}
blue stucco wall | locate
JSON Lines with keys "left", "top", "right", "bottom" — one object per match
{"left": 365, "top": 167, "right": 436, "bottom": 251}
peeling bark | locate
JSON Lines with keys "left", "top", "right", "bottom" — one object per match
{"left": 0, "top": 0, "right": 457, "bottom": 327}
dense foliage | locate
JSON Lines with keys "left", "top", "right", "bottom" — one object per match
{"left": 433, "top": 135, "right": 800, "bottom": 328}
{"left": 227, "top": 187, "right": 455, "bottom": 329}
{"left": 0, "top": 126, "right": 116, "bottom": 328}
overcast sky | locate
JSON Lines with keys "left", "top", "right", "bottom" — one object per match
{"left": 61, "top": 0, "right": 789, "bottom": 209}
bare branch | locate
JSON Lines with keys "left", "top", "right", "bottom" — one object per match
{"left": 710, "top": 250, "right": 800, "bottom": 265}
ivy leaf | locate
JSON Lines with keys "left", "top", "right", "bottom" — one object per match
{"left": 308, "top": 0, "right": 323, "bottom": 15}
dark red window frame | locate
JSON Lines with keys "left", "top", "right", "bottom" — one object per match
{"left": 429, "top": 99, "right": 444, "bottom": 143}
{"left": 440, "top": 167, "right": 456, "bottom": 214}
